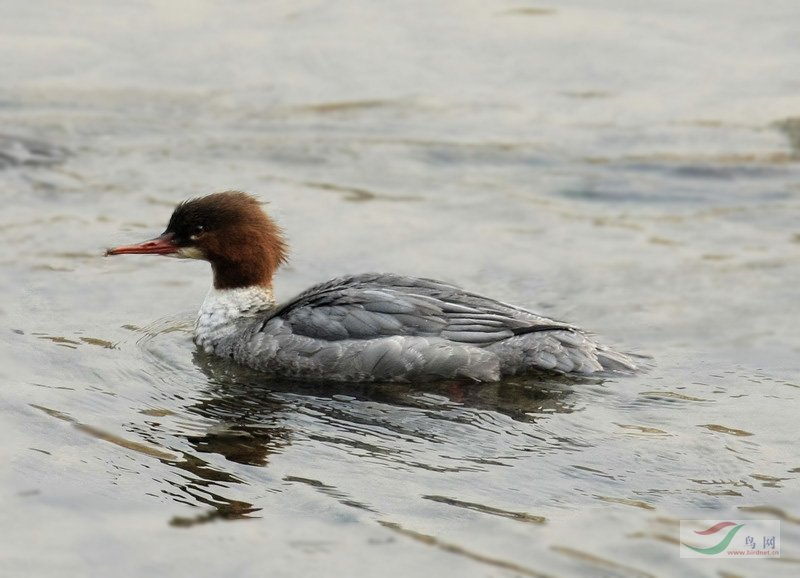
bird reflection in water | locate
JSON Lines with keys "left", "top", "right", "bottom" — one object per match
{"left": 159, "top": 349, "right": 580, "bottom": 526}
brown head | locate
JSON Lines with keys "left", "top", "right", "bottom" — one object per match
{"left": 107, "top": 191, "right": 288, "bottom": 289}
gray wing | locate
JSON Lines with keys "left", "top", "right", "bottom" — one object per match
{"left": 264, "top": 273, "right": 574, "bottom": 345}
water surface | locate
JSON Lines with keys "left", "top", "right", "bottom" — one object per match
{"left": 2, "top": 1, "right": 799, "bottom": 577}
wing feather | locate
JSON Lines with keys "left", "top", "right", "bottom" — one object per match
{"left": 263, "top": 273, "right": 573, "bottom": 346}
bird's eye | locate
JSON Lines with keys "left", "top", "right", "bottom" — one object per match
{"left": 190, "top": 225, "right": 205, "bottom": 240}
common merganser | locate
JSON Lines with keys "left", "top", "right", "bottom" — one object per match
{"left": 107, "top": 191, "right": 637, "bottom": 382}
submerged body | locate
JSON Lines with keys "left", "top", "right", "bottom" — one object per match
{"left": 108, "top": 192, "right": 637, "bottom": 382}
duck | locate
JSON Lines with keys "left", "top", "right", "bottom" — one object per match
{"left": 107, "top": 191, "right": 637, "bottom": 382}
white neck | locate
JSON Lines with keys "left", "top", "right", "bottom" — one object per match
{"left": 194, "top": 285, "right": 276, "bottom": 353}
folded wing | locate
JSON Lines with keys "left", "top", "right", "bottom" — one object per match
{"left": 264, "top": 273, "right": 574, "bottom": 345}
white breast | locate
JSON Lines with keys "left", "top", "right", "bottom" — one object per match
{"left": 195, "top": 286, "right": 275, "bottom": 353}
